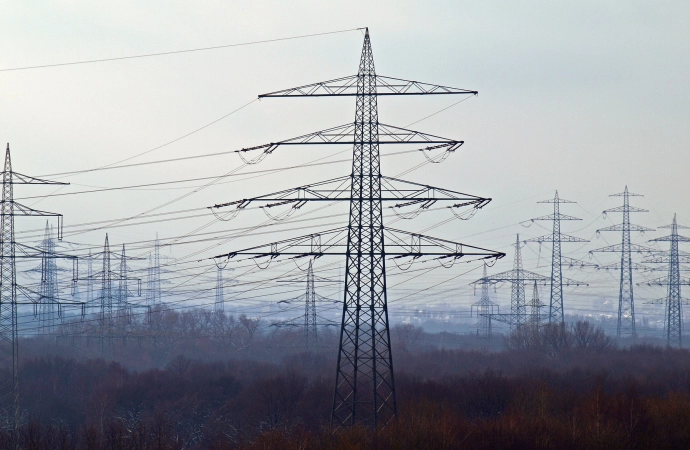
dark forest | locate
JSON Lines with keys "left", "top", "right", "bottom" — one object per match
{"left": 3, "top": 311, "right": 690, "bottom": 449}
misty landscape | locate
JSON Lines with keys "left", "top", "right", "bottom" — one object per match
{"left": 1, "top": 2, "right": 690, "bottom": 449}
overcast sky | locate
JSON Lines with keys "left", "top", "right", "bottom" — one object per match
{"left": 1, "top": 1, "right": 689, "bottom": 321}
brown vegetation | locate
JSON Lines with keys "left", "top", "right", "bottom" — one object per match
{"left": 4, "top": 320, "right": 690, "bottom": 449}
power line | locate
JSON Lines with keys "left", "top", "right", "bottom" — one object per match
{"left": 0, "top": 28, "right": 363, "bottom": 72}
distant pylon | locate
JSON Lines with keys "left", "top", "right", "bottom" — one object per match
{"left": 529, "top": 281, "right": 545, "bottom": 327}
{"left": 39, "top": 223, "right": 58, "bottom": 335}
{"left": 304, "top": 260, "right": 318, "bottom": 349}
{"left": 525, "top": 191, "right": 588, "bottom": 324}
{"left": 511, "top": 235, "right": 526, "bottom": 327}
{"left": 215, "top": 265, "right": 224, "bottom": 313}
{"left": 100, "top": 234, "right": 114, "bottom": 357}
{"left": 146, "top": 235, "right": 161, "bottom": 306}
{"left": 118, "top": 245, "right": 128, "bottom": 318}
{"left": 86, "top": 250, "right": 93, "bottom": 307}
{"left": 471, "top": 263, "right": 498, "bottom": 339}
{"left": 590, "top": 187, "right": 653, "bottom": 338}
{"left": 642, "top": 214, "right": 690, "bottom": 347}
{"left": 471, "top": 235, "right": 552, "bottom": 329}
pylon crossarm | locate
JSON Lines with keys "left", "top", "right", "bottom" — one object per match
{"left": 525, "top": 234, "right": 588, "bottom": 244}
{"left": 259, "top": 74, "right": 477, "bottom": 97}
{"left": 597, "top": 223, "right": 654, "bottom": 232}
{"left": 638, "top": 276, "right": 690, "bottom": 286}
{"left": 528, "top": 213, "right": 582, "bottom": 222}
{"left": 3, "top": 171, "right": 69, "bottom": 186}
{"left": 212, "top": 227, "right": 504, "bottom": 263}
{"left": 13, "top": 241, "right": 77, "bottom": 260}
{"left": 642, "top": 296, "right": 690, "bottom": 305}
{"left": 603, "top": 205, "right": 649, "bottom": 214}
{"left": 651, "top": 234, "right": 690, "bottom": 243}
{"left": 597, "top": 261, "right": 656, "bottom": 272}
{"left": 469, "top": 269, "right": 550, "bottom": 285}
{"left": 210, "top": 175, "right": 490, "bottom": 211}
{"left": 589, "top": 243, "right": 656, "bottom": 254}
{"left": 643, "top": 255, "right": 690, "bottom": 264}
{"left": 384, "top": 228, "right": 505, "bottom": 262}
{"left": 231, "top": 123, "right": 464, "bottom": 166}
{"left": 561, "top": 256, "right": 599, "bottom": 269}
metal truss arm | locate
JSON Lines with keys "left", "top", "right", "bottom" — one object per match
{"left": 589, "top": 243, "right": 655, "bottom": 254}
{"left": 525, "top": 234, "right": 588, "bottom": 244}
{"left": 597, "top": 223, "right": 654, "bottom": 232}
{"left": 213, "top": 227, "right": 505, "bottom": 262}
{"left": 258, "top": 74, "right": 478, "bottom": 97}
{"left": 210, "top": 175, "right": 491, "bottom": 210}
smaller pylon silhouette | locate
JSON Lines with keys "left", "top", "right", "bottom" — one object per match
{"left": 304, "top": 260, "right": 318, "bottom": 349}
{"left": 529, "top": 281, "right": 545, "bottom": 328}
{"left": 146, "top": 235, "right": 162, "bottom": 306}
{"left": 525, "top": 191, "right": 589, "bottom": 324}
{"left": 215, "top": 265, "right": 224, "bottom": 313}
{"left": 471, "top": 263, "right": 498, "bottom": 340}
{"left": 471, "top": 235, "right": 551, "bottom": 329}
{"left": 641, "top": 214, "right": 690, "bottom": 347}
{"left": 590, "top": 187, "right": 653, "bottom": 338}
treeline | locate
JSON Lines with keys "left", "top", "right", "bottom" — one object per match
{"left": 4, "top": 321, "right": 690, "bottom": 448}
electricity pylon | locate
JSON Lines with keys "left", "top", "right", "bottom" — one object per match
{"left": 304, "top": 260, "right": 317, "bottom": 348}
{"left": 146, "top": 235, "right": 161, "bottom": 306}
{"left": 0, "top": 144, "right": 68, "bottom": 436}
{"left": 529, "top": 281, "right": 545, "bottom": 328}
{"left": 273, "top": 260, "right": 339, "bottom": 350}
{"left": 640, "top": 214, "right": 690, "bottom": 347}
{"left": 210, "top": 29, "right": 504, "bottom": 427}
{"left": 89, "top": 235, "right": 142, "bottom": 357}
{"left": 37, "top": 223, "right": 68, "bottom": 335}
{"left": 215, "top": 265, "right": 224, "bottom": 313}
{"left": 524, "top": 191, "right": 589, "bottom": 324}
{"left": 589, "top": 187, "right": 654, "bottom": 338}
{"left": 470, "top": 263, "right": 498, "bottom": 340}
{"left": 471, "top": 235, "right": 555, "bottom": 329}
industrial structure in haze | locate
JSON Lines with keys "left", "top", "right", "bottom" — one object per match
{"left": 590, "top": 187, "right": 654, "bottom": 338}
{"left": 642, "top": 215, "right": 690, "bottom": 347}
{"left": 208, "top": 29, "right": 505, "bottom": 427}
{"left": 525, "top": 192, "right": 589, "bottom": 324}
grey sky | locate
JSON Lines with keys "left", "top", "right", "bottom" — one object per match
{"left": 1, "top": 1, "right": 689, "bottom": 320}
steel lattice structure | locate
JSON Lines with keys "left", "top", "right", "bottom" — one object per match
{"left": 0, "top": 144, "right": 67, "bottom": 435}
{"left": 304, "top": 260, "right": 318, "bottom": 349}
{"left": 146, "top": 235, "right": 162, "bottom": 306}
{"left": 272, "top": 260, "right": 339, "bottom": 350}
{"left": 471, "top": 235, "right": 562, "bottom": 328}
{"left": 210, "top": 29, "right": 504, "bottom": 427}
{"left": 470, "top": 263, "right": 498, "bottom": 340}
{"left": 86, "top": 235, "right": 143, "bottom": 357}
{"left": 640, "top": 215, "right": 690, "bottom": 347}
{"left": 590, "top": 187, "right": 654, "bottom": 338}
{"left": 215, "top": 265, "right": 224, "bottom": 313}
{"left": 529, "top": 281, "right": 545, "bottom": 328}
{"left": 525, "top": 192, "right": 588, "bottom": 324}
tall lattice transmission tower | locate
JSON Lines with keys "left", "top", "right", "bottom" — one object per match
{"left": 210, "top": 29, "right": 504, "bottom": 426}
{"left": 525, "top": 191, "right": 589, "bottom": 324}
{"left": 0, "top": 144, "right": 67, "bottom": 434}
{"left": 470, "top": 263, "right": 498, "bottom": 340}
{"left": 590, "top": 187, "right": 654, "bottom": 338}
{"left": 641, "top": 214, "right": 690, "bottom": 347}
